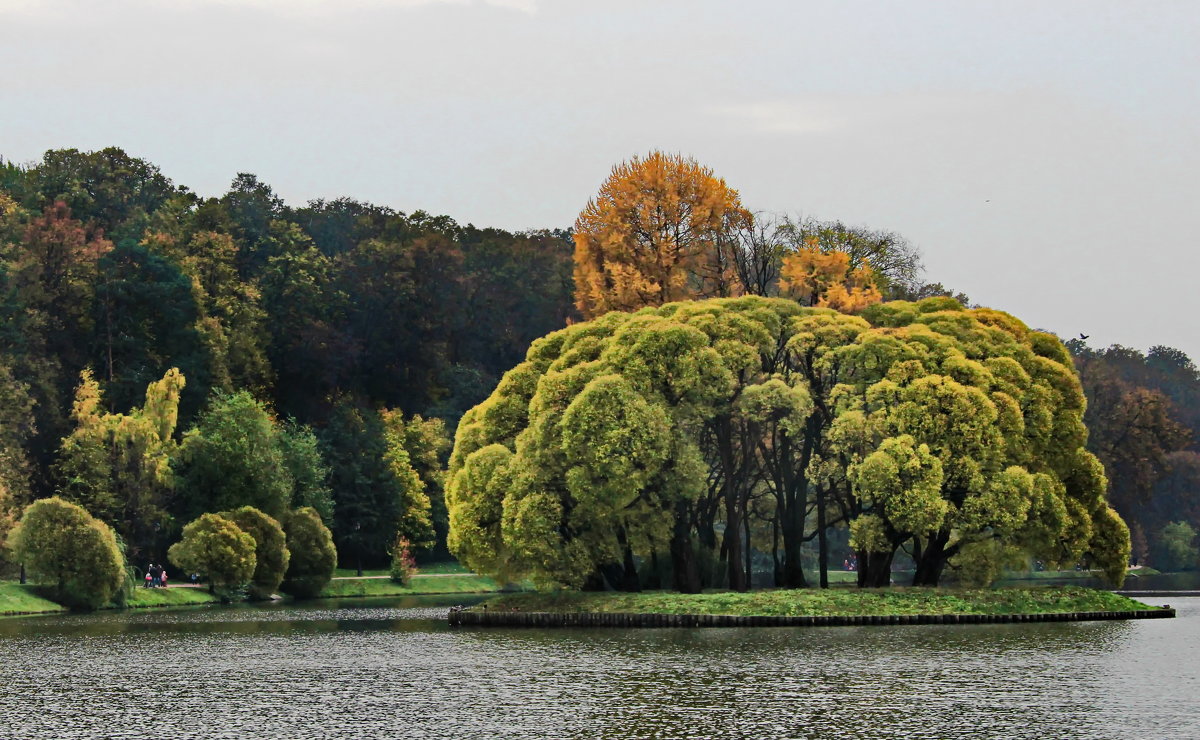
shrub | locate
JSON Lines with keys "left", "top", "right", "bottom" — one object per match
{"left": 6, "top": 496, "right": 125, "bottom": 610}
{"left": 280, "top": 507, "right": 336, "bottom": 598}
{"left": 390, "top": 534, "right": 417, "bottom": 585}
{"left": 220, "top": 506, "right": 290, "bottom": 600}
{"left": 168, "top": 513, "right": 256, "bottom": 599}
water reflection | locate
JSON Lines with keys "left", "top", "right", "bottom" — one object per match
{"left": 0, "top": 597, "right": 1196, "bottom": 739}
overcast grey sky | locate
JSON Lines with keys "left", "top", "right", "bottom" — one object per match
{"left": 3, "top": 0, "right": 1197, "bottom": 357}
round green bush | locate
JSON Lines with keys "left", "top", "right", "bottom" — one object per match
{"left": 6, "top": 496, "right": 125, "bottom": 610}
{"left": 280, "top": 507, "right": 337, "bottom": 598}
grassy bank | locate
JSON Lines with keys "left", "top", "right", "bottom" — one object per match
{"left": 1, "top": 582, "right": 220, "bottom": 616}
{"left": 0, "top": 583, "right": 68, "bottom": 615}
{"left": 319, "top": 573, "right": 501, "bottom": 598}
{"left": 476, "top": 586, "right": 1160, "bottom": 617}
{"left": 123, "top": 587, "right": 221, "bottom": 608}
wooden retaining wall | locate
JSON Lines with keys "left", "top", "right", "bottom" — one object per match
{"left": 448, "top": 607, "right": 1176, "bottom": 629}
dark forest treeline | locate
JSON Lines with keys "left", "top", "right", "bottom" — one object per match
{"left": 0, "top": 147, "right": 574, "bottom": 565}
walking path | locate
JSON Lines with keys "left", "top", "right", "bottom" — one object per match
{"left": 329, "top": 573, "right": 466, "bottom": 580}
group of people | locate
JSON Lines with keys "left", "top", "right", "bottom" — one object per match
{"left": 144, "top": 563, "right": 168, "bottom": 588}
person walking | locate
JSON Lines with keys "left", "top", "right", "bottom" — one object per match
{"left": 160, "top": 569, "right": 168, "bottom": 588}
{"left": 144, "top": 566, "right": 153, "bottom": 588}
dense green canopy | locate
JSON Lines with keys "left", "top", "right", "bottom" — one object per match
{"left": 6, "top": 496, "right": 126, "bottom": 609}
{"left": 447, "top": 296, "right": 1129, "bottom": 590}
{"left": 280, "top": 506, "right": 338, "bottom": 598}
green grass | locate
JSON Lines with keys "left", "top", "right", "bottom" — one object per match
{"left": 999, "top": 567, "right": 1161, "bottom": 581}
{"left": 415, "top": 561, "right": 472, "bottom": 575}
{"left": 0, "top": 582, "right": 68, "bottom": 615}
{"left": 332, "top": 562, "right": 474, "bottom": 577}
{"left": 476, "top": 585, "right": 1161, "bottom": 617}
{"left": 123, "top": 587, "right": 221, "bottom": 608}
{"left": 319, "top": 573, "right": 502, "bottom": 598}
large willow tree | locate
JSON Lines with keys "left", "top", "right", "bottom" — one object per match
{"left": 447, "top": 296, "right": 1129, "bottom": 592}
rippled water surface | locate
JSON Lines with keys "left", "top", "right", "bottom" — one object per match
{"left": 1, "top": 594, "right": 1197, "bottom": 739}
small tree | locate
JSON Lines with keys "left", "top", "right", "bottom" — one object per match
{"left": 168, "top": 513, "right": 256, "bottom": 599}
{"left": 220, "top": 506, "right": 290, "bottom": 600}
{"left": 389, "top": 534, "right": 417, "bottom": 585}
{"left": 6, "top": 497, "right": 125, "bottom": 610}
{"left": 280, "top": 507, "right": 337, "bottom": 598}
{"left": 1153, "top": 521, "right": 1199, "bottom": 572}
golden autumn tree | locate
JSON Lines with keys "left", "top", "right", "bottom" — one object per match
{"left": 778, "top": 238, "right": 882, "bottom": 313}
{"left": 572, "top": 151, "right": 752, "bottom": 319}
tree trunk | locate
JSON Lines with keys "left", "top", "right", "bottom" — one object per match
{"left": 646, "top": 549, "right": 663, "bottom": 590}
{"left": 912, "top": 532, "right": 951, "bottom": 587}
{"left": 779, "top": 424, "right": 814, "bottom": 588}
{"left": 744, "top": 500, "right": 753, "bottom": 588}
{"left": 670, "top": 501, "right": 701, "bottom": 593}
{"left": 718, "top": 418, "right": 747, "bottom": 592}
{"left": 856, "top": 549, "right": 894, "bottom": 588}
{"left": 618, "top": 540, "right": 641, "bottom": 592}
{"left": 817, "top": 487, "right": 829, "bottom": 589}
{"left": 771, "top": 516, "right": 782, "bottom": 587}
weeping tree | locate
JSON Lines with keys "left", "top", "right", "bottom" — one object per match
{"left": 447, "top": 295, "right": 1130, "bottom": 592}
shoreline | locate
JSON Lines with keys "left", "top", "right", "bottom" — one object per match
{"left": 0, "top": 575, "right": 507, "bottom": 619}
{"left": 449, "top": 607, "right": 1176, "bottom": 629}
{"left": 453, "top": 586, "right": 1176, "bottom": 629}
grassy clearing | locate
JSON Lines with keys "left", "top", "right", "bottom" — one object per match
{"left": 319, "top": 573, "right": 502, "bottom": 598}
{"left": 0, "top": 582, "right": 68, "bottom": 615}
{"left": 415, "top": 561, "right": 472, "bottom": 575}
{"left": 123, "top": 587, "right": 220, "bottom": 608}
{"left": 477, "top": 586, "right": 1160, "bottom": 617}
{"left": 999, "top": 567, "right": 1161, "bottom": 581}
{"left": 332, "top": 562, "right": 473, "bottom": 578}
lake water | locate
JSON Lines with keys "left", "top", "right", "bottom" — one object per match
{"left": 1, "top": 594, "right": 1197, "bottom": 739}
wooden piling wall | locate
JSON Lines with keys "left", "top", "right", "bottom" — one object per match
{"left": 447, "top": 607, "right": 1176, "bottom": 628}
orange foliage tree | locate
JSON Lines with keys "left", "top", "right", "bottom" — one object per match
{"left": 572, "top": 151, "right": 752, "bottom": 319}
{"left": 777, "top": 237, "right": 882, "bottom": 312}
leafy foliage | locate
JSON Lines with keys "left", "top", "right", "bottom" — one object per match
{"left": 449, "top": 296, "right": 1128, "bottom": 590}
{"left": 177, "top": 391, "right": 291, "bottom": 520}
{"left": 219, "top": 505, "right": 290, "bottom": 599}
{"left": 280, "top": 506, "right": 337, "bottom": 598}
{"left": 6, "top": 496, "right": 125, "bottom": 609}
{"left": 573, "top": 151, "right": 752, "bottom": 318}
{"left": 55, "top": 368, "right": 183, "bottom": 561}
{"left": 167, "top": 513, "right": 256, "bottom": 598}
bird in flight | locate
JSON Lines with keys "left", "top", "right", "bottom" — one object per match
{"left": 1079, "top": 333, "right": 1090, "bottom": 340}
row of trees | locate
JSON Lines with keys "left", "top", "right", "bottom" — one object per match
{"left": 44, "top": 366, "right": 442, "bottom": 570}
{"left": 1, "top": 146, "right": 1192, "bottom": 589}
{"left": 5, "top": 496, "right": 336, "bottom": 608}
{"left": 0, "top": 148, "right": 574, "bottom": 558}
{"left": 2, "top": 147, "right": 561, "bottom": 573}
{"left": 1069, "top": 342, "right": 1200, "bottom": 570}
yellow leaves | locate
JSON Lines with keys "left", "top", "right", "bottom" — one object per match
{"left": 573, "top": 151, "right": 752, "bottom": 318}
{"left": 778, "top": 243, "right": 882, "bottom": 312}
{"left": 850, "top": 435, "right": 947, "bottom": 538}
{"left": 70, "top": 369, "right": 104, "bottom": 426}
{"left": 737, "top": 378, "right": 813, "bottom": 437}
